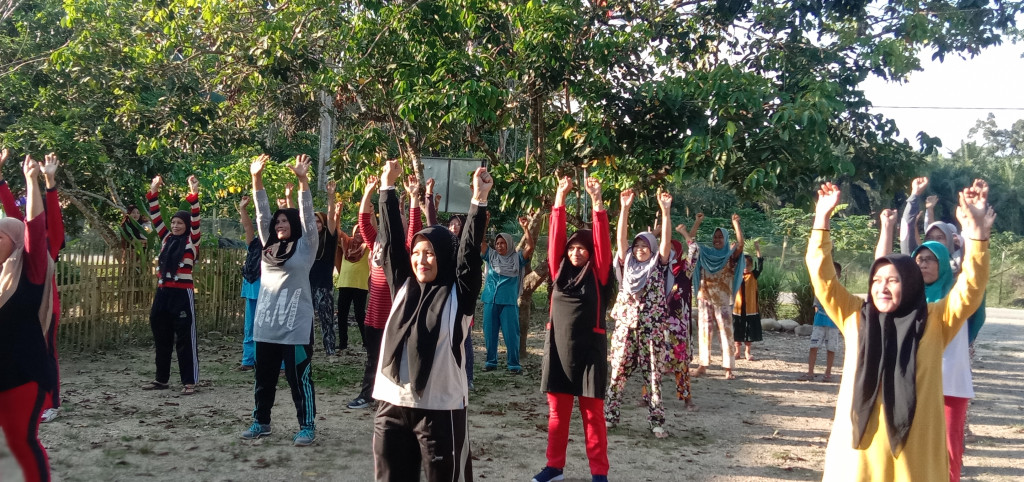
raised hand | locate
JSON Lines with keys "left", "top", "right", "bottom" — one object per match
{"left": 382, "top": 159, "right": 401, "bottom": 187}
{"left": 284, "top": 182, "right": 294, "bottom": 194}
{"left": 518, "top": 216, "right": 529, "bottom": 230}
{"left": 187, "top": 174, "right": 200, "bottom": 194}
{"left": 364, "top": 175, "right": 379, "bottom": 195}
{"left": 584, "top": 177, "right": 602, "bottom": 201}
{"left": 425, "top": 178, "right": 435, "bottom": 195}
{"left": 815, "top": 182, "right": 841, "bottom": 221}
{"left": 925, "top": 195, "right": 938, "bottom": 209}
{"left": 879, "top": 208, "right": 897, "bottom": 228}
{"left": 695, "top": 213, "right": 705, "bottom": 224}
{"left": 911, "top": 177, "right": 929, "bottom": 197}
{"left": 23, "top": 155, "right": 40, "bottom": 180}
{"left": 957, "top": 179, "right": 994, "bottom": 239}
{"left": 150, "top": 175, "right": 164, "bottom": 194}
{"left": 239, "top": 195, "right": 251, "bottom": 210}
{"left": 326, "top": 180, "right": 337, "bottom": 197}
{"left": 557, "top": 176, "right": 573, "bottom": 196}
{"left": 731, "top": 213, "right": 741, "bottom": 223}
{"left": 289, "top": 154, "right": 312, "bottom": 181}
{"left": 675, "top": 223, "right": 688, "bottom": 235}
{"left": 403, "top": 174, "right": 420, "bottom": 195}
{"left": 42, "top": 152, "right": 59, "bottom": 188}
{"left": 620, "top": 188, "right": 635, "bottom": 208}
{"left": 250, "top": 154, "right": 269, "bottom": 177}
{"left": 0, "top": 148, "right": 8, "bottom": 168}
{"left": 472, "top": 166, "right": 493, "bottom": 200}
{"left": 657, "top": 189, "right": 672, "bottom": 211}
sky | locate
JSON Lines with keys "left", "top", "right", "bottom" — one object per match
{"left": 860, "top": 42, "right": 1024, "bottom": 153}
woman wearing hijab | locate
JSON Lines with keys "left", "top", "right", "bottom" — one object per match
{"left": 2, "top": 151, "right": 66, "bottom": 423}
{"left": 807, "top": 180, "right": 991, "bottom": 480}
{"left": 334, "top": 213, "right": 369, "bottom": 352}
{"left": 309, "top": 181, "right": 339, "bottom": 356}
{"left": 480, "top": 216, "right": 535, "bottom": 374}
{"left": 0, "top": 155, "right": 56, "bottom": 482}
{"left": 371, "top": 160, "right": 489, "bottom": 481}
{"left": 347, "top": 174, "right": 423, "bottom": 410}
{"left": 692, "top": 214, "right": 746, "bottom": 379}
{"left": 236, "top": 195, "right": 261, "bottom": 371}
{"left": 532, "top": 176, "right": 611, "bottom": 482}
{"left": 880, "top": 205, "right": 978, "bottom": 482}
{"left": 142, "top": 173, "right": 201, "bottom": 395}
{"left": 604, "top": 188, "right": 674, "bottom": 438}
{"left": 661, "top": 223, "right": 699, "bottom": 409}
{"left": 239, "top": 154, "right": 319, "bottom": 447}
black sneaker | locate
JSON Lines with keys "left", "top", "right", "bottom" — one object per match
{"left": 532, "top": 466, "right": 564, "bottom": 482}
{"left": 347, "top": 397, "right": 371, "bottom": 409}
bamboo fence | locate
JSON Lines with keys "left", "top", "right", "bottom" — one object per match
{"left": 56, "top": 246, "right": 246, "bottom": 350}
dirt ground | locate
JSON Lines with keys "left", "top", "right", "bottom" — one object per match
{"left": 2, "top": 308, "right": 1023, "bottom": 482}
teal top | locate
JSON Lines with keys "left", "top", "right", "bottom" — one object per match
{"left": 481, "top": 246, "right": 528, "bottom": 305}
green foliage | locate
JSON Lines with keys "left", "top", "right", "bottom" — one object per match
{"left": 788, "top": 263, "right": 816, "bottom": 325}
{"left": 756, "top": 259, "right": 783, "bottom": 319}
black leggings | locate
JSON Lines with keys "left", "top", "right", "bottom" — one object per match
{"left": 337, "top": 287, "right": 368, "bottom": 349}
{"left": 253, "top": 342, "right": 316, "bottom": 429}
{"left": 149, "top": 288, "right": 198, "bottom": 385}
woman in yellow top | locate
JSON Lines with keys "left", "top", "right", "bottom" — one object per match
{"left": 806, "top": 180, "right": 993, "bottom": 481}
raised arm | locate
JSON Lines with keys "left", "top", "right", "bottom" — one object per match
{"left": 405, "top": 175, "right": 423, "bottom": 250}
{"left": 586, "top": 176, "right": 611, "bottom": 285}
{"left": 752, "top": 240, "right": 764, "bottom": 278}
{"left": 424, "top": 178, "right": 438, "bottom": 226}
{"left": 146, "top": 175, "right": 167, "bottom": 241}
{"left": 899, "top": 177, "right": 927, "bottom": 254}
{"left": 21, "top": 156, "right": 48, "bottom": 284}
{"left": 807, "top": 183, "right": 864, "bottom": 333}
{"left": 379, "top": 160, "right": 413, "bottom": 294}
{"left": 284, "top": 182, "right": 295, "bottom": 209}
{"left": 238, "top": 195, "right": 255, "bottom": 244}
{"left": 940, "top": 180, "right": 994, "bottom": 343}
{"left": 548, "top": 176, "right": 573, "bottom": 278}
{"left": 616, "top": 188, "right": 634, "bottom": 263}
{"left": 480, "top": 211, "right": 490, "bottom": 256}
{"left": 689, "top": 213, "right": 703, "bottom": 240}
{"left": 186, "top": 174, "right": 201, "bottom": 245}
{"left": 41, "top": 153, "right": 64, "bottom": 258}
{"left": 874, "top": 208, "right": 897, "bottom": 259}
{"left": 731, "top": 213, "right": 745, "bottom": 260}
{"left": 326, "top": 180, "right": 338, "bottom": 235}
{"left": 924, "top": 195, "right": 938, "bottom": 227}
{"left": 457, "top": 167, "right": 492, "bottom": 315}
{"left": 288, "top": 155, "right": 317, "bottom": 241}
{"left": 0, "top": 149, "right": 25, "bottom": 220}
{"left": 358, "top": 175, "right": 379, "bottom": 246}
{"left": 657, "top": 190, "right": 673, "bottom": 264}
{"left": 251, "top": 155, "right": 273, "bottom": 244}
{"left": 518, "top": 216, "right": 536, "bottom": 260}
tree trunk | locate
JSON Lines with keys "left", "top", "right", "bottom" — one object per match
{"left": 64, "top": 191, "right": 120, "bottom": 248}
{"left": 518, "top": 260, "right": 549, "bottom": 355}
{"left": 317, "top": 90, "right": 337, "bottom": 192}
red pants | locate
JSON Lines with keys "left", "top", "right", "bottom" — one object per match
{"left": 944, "top": 396, "right": 969, "bottom": 482}
{"left": 545, "top": 393, "right": 609, "bottom": 476}
{"left": 0, "top": 382, "right": 50, "bottom": 482}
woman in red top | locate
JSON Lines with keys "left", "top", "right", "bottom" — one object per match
{"left": 0, "top": 149, "right": 65, "bottom": 423}
{"left": 0, "top": 155, "right": 56, "bottom": 482}
{"left": 346, "top": 174, "right": 422, "bottom": 410}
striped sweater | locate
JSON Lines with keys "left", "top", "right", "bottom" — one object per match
{"left": 147, "top": 190, "right": 201, "bottom": 289}
{"left": 359, "top": 206, "right": 421, "bottom": 330}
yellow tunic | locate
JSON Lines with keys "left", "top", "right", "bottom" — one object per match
{"left": 806, "top": 229, "right": 988, "bottom": 482}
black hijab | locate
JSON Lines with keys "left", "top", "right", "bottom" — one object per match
{"left": 158, "top": 210, "right": 191, "bottom": 279}
{"left": 852, "top": 254, "right": 927, "bottom": 456}
{"left": 555, "top": 229, "right": 595, "bottom": 294}
{"left": 241, "top": 237, "right": 263, "bottom": 283}
{"left": 262, "top": 208, "right": 302, "bottom": 267}
{"left": 380, "top": 225, "right": 460, "bottom": 395}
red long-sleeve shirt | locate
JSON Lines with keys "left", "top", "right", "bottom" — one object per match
{"left": 148, "top": 190, "right": 201, "bottom": 289}
{"left": 359, "top": 205, "right": 421, "bottom": 330}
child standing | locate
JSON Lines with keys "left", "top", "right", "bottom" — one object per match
{"left": 800, "top": 262, "right": 842, "bottom": 382}
{"left": 732, "top": 241, "right": 763, "bottom": 361}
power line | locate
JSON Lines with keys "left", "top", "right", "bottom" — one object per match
{"left": 872, "top": 106, "right": 1024, "bottom": 110}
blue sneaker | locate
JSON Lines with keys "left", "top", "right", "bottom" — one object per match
{"left": 531, "top": 466, "right": 564, "bottom": 482}
{"left": 240, "top": 422, "right": 272, "bottom": 440}
{"left": 592, "top": 475, "right": 608, "bottom": 482}
{"left": 293, "top": 427, "right": 315, "bottom": 446}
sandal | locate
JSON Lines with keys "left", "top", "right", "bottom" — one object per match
{"left": 652, "top": 426, "right": 669, "bottom": 439}
{"left": 181, "top": 384, "right": 197, "bottom": 395}
{"left": 141, "top": 381, "right": 169, "bottom": 390}
{"left": 797, "top": 373, "right": 815, "bottom": 382}
{"left": 822, "top": 374, "right": 835, "bottom": 383}
{"left": 724, "top": 371, "right": 736, "bottom": 380}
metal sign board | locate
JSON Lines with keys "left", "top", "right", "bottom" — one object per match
{"left": 421, "top": 157, "right": 487, "bottom": 214}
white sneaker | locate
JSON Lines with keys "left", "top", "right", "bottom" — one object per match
{"left": 40, "top": 408, "right": 59, "bottom": 423}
